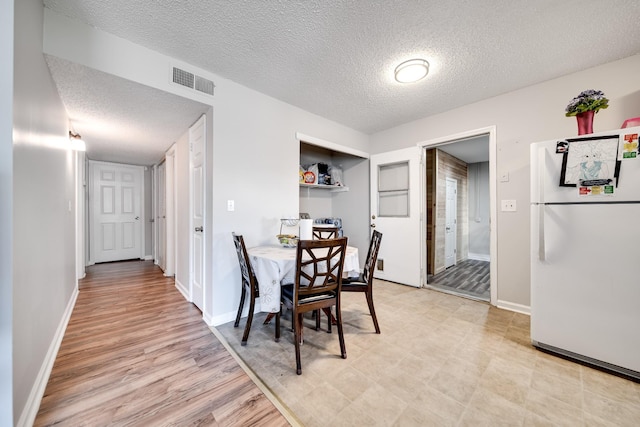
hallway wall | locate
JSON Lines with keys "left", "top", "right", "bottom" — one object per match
{"left": 12, "top": 0, "right": 76, "bottom": 424}
{"left": 468, "top": 161, "right": 490, "bottom": 259}
{"left": 1, "top": 0, "right": 14, "bottom": 424}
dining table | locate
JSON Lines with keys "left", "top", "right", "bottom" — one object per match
{"left": 247, "top": 244, "right": 360, "bottom": 314}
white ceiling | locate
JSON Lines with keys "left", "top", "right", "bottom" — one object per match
{"left": 45, "top": 56, "right": 210, "bottom": 165}
{"left": 42, "top": 0, "right": 640, "bottom": 165}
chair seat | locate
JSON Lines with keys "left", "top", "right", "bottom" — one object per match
{"left": 341, "top": 281, "right": 368, "bottom": 292}
{"left": 282, "top": 284, "right": 335, "bottom": 304}
{"left": 342, "top": 274, "right": 365, "bottom": 284}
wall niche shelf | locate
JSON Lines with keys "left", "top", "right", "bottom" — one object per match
{"left": 299, "top": 182, "right": 349, "bottom": 193}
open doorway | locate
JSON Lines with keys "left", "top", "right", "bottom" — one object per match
{"left": 421, "top": 127, "right": 496, "bottom": 303}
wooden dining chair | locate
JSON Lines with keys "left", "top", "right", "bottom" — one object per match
{"left": 341, "top": 230, "right": 383, "bottom": 333}
{"left": 276, "top": 237, "right": 348, "bottom": 375}
{"left": 312, "top": 226, "right": 339, "bottom": 240}
{"left": 232, "top": 232, "right": 260, "bottom": 346}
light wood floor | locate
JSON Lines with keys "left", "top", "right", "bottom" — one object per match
{"left": 35, "top": 260, "right": 291, "bottom": 426}
{"left": 428, "top": 259, "right": 490, "bottom": 301}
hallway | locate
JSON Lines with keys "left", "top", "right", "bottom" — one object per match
{"left": 34, "top": 261, "right": 291, "bottom": 426}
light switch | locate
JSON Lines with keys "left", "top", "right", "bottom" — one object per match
{"left": 501, "top": 199, "right": 517, "bottom": 212}
{"left": 227, "top": 200, "right": 235, "bottom": 211}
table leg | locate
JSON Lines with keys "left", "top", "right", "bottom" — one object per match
{"left": 322, "top": 308, "right": 337, "bottom": 325}
{"left": 263, "top": 312, "right": 276, "bottom": 324}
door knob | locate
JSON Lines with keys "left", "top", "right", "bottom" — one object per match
{"left": 135, "top": 216, "right": 140, "bottom": 220}
{"left": 195, "top": 226, "right": 203, "bottom": 232}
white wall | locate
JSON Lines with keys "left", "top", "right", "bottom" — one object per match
{"left": 41, "top": 9, "right": 370, "bottom": 325}
{"left": 209, "top": 75, "right": 369, "bottom": 324}
{"left": 468, "top": 162, "right": 490, "bottom": 258}
{"left": 371, "top": 54, "right": 640, "bottom": 309}
{"left": 13, "top": 0, "right": 76, "bottom": 424}
{"left": 1, "top": 0, "right": 14, "bottom": 424}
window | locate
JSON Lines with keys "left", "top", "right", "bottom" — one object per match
{"left": 378, "top": 161, "right": 409, "bottom": 217}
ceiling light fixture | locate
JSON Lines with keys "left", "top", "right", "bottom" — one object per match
{"left": 394, "top": 59, "right": 429, "bottom": 83}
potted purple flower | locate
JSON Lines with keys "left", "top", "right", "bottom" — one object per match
{"left": 565, "top": 90, "right": 609, "bottom": 135}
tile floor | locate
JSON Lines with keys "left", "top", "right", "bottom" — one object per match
{"left": 215, "top": 280, "right": 640, "bottom": 426}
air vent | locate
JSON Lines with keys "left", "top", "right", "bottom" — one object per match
{"left": 172, "top": 67, "right": 194, "bottom": 88}
{"left": 194, "top": 75, "right": 215, "bottom": 96}
{"left": 171, "top": 66, "right": 215, "bottom": 97}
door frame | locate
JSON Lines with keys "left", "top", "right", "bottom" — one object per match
{"left": 418, "top": 126, "right": 497, "bottom": 305}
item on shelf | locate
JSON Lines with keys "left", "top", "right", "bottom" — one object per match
{"left": 305, "top": 164, "right": 319, "bottom": 184}
{"left": 328, "top": 164, "right": 343, "bottom": 186}
{"left": 299, "top": 166, "right": 305, "bottom": 183}
{"left": 318, "top": 173, "right": 331, "bottom": 185}
{"left": 317, "top": 163, "right": 331, "bottom": 185}
{"left": 314, "top": 217, "right": 343, "bottom": 237}
{"left": 303, "top": 171, "right": 315, "bottom": 183}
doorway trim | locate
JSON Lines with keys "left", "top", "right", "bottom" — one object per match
{"left": 417, "top": 126, "right": 497, "bottom": 305}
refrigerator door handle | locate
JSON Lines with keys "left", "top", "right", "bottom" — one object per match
{"left": 538, "top": 204, "right": 545, "bottom": 261}
{"left": 537, "top": 146, "right": 546, "bottom": 203}
{"left": 537, "top": 146, "right": 546, "bottom": 261}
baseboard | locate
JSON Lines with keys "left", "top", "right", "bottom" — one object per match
{"left": 210, "top": 311, "right": 238, "bottom": 327}
{"left": 174, "top": 278, "right": 189, "bottom": 301}
{"left": 210, "top": 303, "right": 263, "bottom": 327}
{"left": 496, "top": 299, "right": 530, "bottom": 315}
{"left": 17, "top": 286, "right": 79, "bottom": 427}
{"left": 468, "top": 252, "right": 490, "bottom": 262}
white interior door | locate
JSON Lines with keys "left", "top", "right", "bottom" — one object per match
{"left": 156, "top": 161, "right": 166, "bottom": 272}
{"left": 370, "top": 147, "right": 422, "bottom": 287}
{"left": 190, "top": 115, "right": 206, "bottom": 311}
{"left": 164, "top": 146, "right": 176, "bottom": 277}
{"left": 444, "top": 177, "right": 457, "bottom": 268}
{"left": 90, "top": 161, "right": 143, "bottom": 263}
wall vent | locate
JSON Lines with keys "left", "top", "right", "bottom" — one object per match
{"left": 172, "top": 66, "right": 215, "bottom": 97}
{"left": 194, "top": 75, "right": 215, "bottom": 96}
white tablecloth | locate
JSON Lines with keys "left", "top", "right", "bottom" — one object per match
{"left": 247, "top": 245, "right": 360, "bottom": 313}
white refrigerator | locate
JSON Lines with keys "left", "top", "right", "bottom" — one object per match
{"left": 530, "top": 126, "right": 640, "bottom": 379}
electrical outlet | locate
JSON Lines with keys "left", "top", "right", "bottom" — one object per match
{"left": 501, "top": 199, "right": 517, "bottom": 212}
{"left": 227, "top": 200, "right": 234, "bottom": 211}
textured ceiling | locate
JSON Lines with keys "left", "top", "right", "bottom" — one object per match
{"left": 43, "top": 0, "right": 640, "bottom": 163}
{"left": 45, "top": 56, "right": 210, "bottom": 165}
